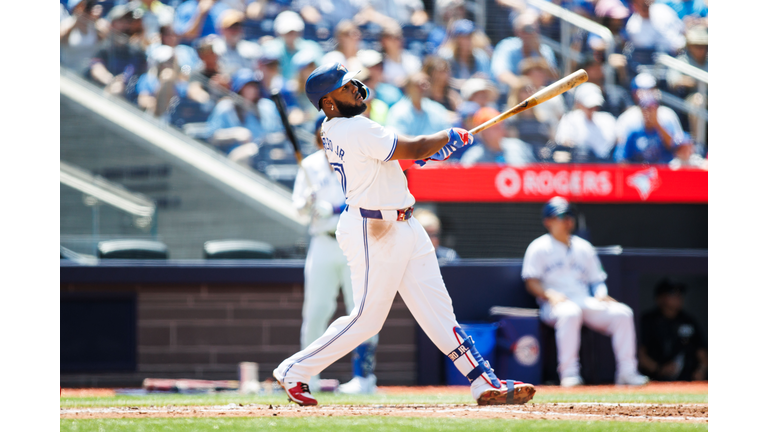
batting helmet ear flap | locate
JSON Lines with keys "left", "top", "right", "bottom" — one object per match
{"left": 350, "top": 79, "right": 370, "bottom": 101}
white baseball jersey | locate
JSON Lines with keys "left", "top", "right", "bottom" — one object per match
{"left": 276, "top": 115, "right": 502, "bottom": 400}
{"left": 521, "top": 234, "right": 607, "bottom": 302}
{"left": 321, "top": 116, "right": 415, "bottom": 210}
{"left": 293, "top": 150, "right": 347, "bottom": 236}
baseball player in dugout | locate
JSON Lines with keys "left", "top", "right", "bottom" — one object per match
{"left": 292, "top": 114, "right": 379, "bottom": 395}
{"left": 274, "top": 62, "right": 536, "bottom": 406}
{"left": 522, "top": 197, "right": 649, "bottom": 388}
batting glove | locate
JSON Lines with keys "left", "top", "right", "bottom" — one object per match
{"left": 415, "top": 128, "right": 474, "bottom": 166}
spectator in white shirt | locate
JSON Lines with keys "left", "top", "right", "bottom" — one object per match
{"left": 555, "top": 83, "right": 618, "bottom": 162}
{"left": 320, "top": 20, "right": 363, "bottom": 73}
{"left": 380, "top": 22, "right": 422, "bottom": 88}
{"left": 625, "top": 0, "right": 686, "bottom": 55}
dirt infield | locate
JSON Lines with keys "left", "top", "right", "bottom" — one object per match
{"left": 61, "top": 382, "right": 707, "bottom": 423}
{"left": 60, "top": 402, "right": 707, "bottom": 423}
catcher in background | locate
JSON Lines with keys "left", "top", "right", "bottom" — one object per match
{"left": 522, "top": 197, "right": 649, "bottom": 387}
{"left": 292, "top": 114, "right": 379, "bottom": 395}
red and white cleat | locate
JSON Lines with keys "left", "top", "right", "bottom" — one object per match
{"left": 476, "top": 380, "right": 536, "bottom": 406}
{"left": 274, "top": 372, "right": 318, "bottom": 406}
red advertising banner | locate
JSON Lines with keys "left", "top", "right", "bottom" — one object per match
{"left": 405, "top": 164, "right": 708, "bottom": 203}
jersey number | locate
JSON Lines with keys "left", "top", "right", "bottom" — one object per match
{"left": 330, "top": 162, "right": 347, "bottom": 196}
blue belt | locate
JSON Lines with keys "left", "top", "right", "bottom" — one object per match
{"left": 359, "top": 206, "right": 414, "bottom": 221}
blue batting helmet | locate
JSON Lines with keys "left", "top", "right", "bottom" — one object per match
{"left": 305, "top": 62, "right": 369, "bottom": 110}
{"left": 542, "top": 197, "right": 575, "bottom": 219}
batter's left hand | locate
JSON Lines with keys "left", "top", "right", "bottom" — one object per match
{"left": 414, "top": 128, "right": 474, "bottom": 166}
{"left": 447, "top": 128, "right": 473, "bottom": 148}
{"left": 596, "top": 294, "right": 617, "bottom": 303}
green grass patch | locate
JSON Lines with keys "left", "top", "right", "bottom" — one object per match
{"left": 60, "top": 417, "right": 708, "bottom": 432}
{"left": 61, "top": 391, "right": 706, "bottom": 408}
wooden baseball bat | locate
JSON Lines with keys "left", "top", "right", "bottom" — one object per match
{"left": 269, "top": 89, "right": 317, "bottom": 194}
{"left": 269, "top": 90, "right": 304, "bottom": 165}
{"left": 469, "top": 69, "right": 589, "bottom": 135}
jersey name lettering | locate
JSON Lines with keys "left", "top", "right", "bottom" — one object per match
{"left": 322, "top": 135, "right": 345, "bottom": 162}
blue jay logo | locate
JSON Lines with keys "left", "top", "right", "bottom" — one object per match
{"left": 627, "top": 168, "right": 660, "bottom": 200}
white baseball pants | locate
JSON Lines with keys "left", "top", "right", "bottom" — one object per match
{"left": 276, "top": 207, "right": 479, "bottom": 383}
{"left": 540, "top": 295, "right": 639, "bottom": 379}
{"left": 301, "top": 234, "right": 378, "bottom": 352}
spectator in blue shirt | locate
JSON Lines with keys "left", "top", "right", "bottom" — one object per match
{"left": 295, "top": 0, "right": 366, "bottom": 30}
{"left": 173, "top": 0, "right": 231, "bottom": 45}
{"left": 659, "top": 0, "right": 707, "bottom": 25}
{"left": 423, "top": 56, "right": 461, "bottom": 112}
{"left": 385, "top": 71, "right": 451, "bottom": 137}
{"left": 205, "top": 68, "right": 283, "bottom": 155}
{"left": 357, "top": 49, "right": 403, "bottom": 108}
{"left": 136, "top": 45, "right": 179, "bottom": 116}
{"left": 261, "top": 10, "right": 324, "bottom": 80}
{"left": 89, "top": 4, "right": 148, "bottom": 102}
{"left": 615, "top": 91, "right": 682, "bottom": 164}
{"left": 491, "top": 10, "right": 558, "bottom": 93}
{"left": 438, "top": 19, "right": 492, "bottom": 87}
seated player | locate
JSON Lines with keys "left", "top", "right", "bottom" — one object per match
{"left": 522, "top": 197, "right": 649, "bottom": 387}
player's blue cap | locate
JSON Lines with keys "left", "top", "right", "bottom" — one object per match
{"left": 542, "top": 196, "right": 575, "bottom": 219}
{"left": 305, "top": 62, "right": 360, "bottom": 110}
{"left": 314, "top": 113, "right": 326, "bottom": 132}
{"left": 231, "top": 68, "right": 263, "bottom": 94}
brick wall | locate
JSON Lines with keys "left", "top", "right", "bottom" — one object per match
{"left": 61, "top": 282, "right": 417, "bottom": 386}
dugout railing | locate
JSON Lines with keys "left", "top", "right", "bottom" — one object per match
{"left": 60, "top": 160, "right": 158, "bottom": 257}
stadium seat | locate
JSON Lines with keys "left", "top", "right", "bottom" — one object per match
{"left": 97, "top": 239, "right": 169, "bottom": 259}
{"left": 203, "top": 240, "right": 276, "bottom": 259}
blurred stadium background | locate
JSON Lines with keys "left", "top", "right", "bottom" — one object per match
{"left": 60, "top": 0, "right": 707, "bottom": 389}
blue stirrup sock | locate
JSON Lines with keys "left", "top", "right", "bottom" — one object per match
{"left": 448, "top": 327, "right": 502, "bottom": 388}
{"left": 351, "top": 343, "right": 377, "bottom": 378}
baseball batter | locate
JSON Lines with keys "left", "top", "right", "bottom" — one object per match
{"left": 292, "top": 115, "right": 379, "bottom": 395}
{"left": 273, "top": 62, "right": 536, "bottom": 406}
{"left": 522, "top": 197, "right": 649, "bottom": 387}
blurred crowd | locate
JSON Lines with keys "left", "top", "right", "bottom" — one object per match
{"left": 60, "top": 0, "right": 708, "bottom": 185}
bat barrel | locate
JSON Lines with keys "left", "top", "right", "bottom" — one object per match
{"left": 469, "top": 69, "right": 588, "bottom": 135}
